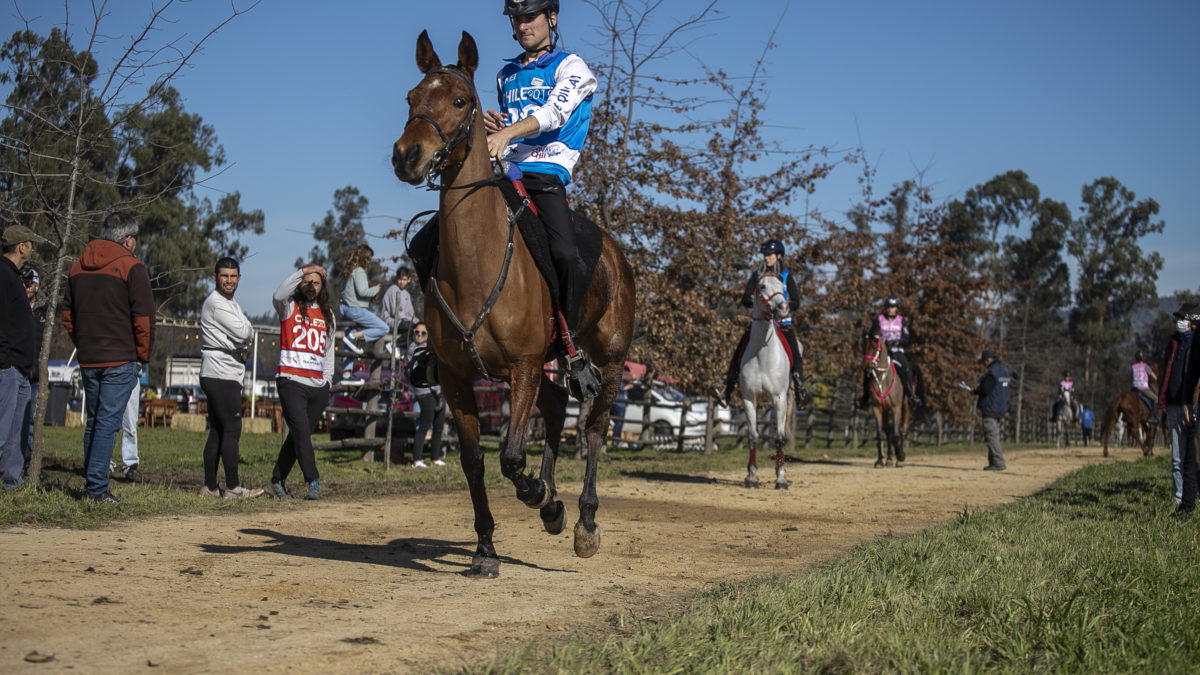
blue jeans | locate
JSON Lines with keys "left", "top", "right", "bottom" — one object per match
{"left": 0, "top": 367, "right": 31, "bottom": 488}
{"left": 1165, "top": 405, "right": 1195, "bottom": 506}
{"left": 80, "top": 362, "right": 139, "bottom": 495}
{"left": 339, "top": 305, "right": 389, "bottom": 342}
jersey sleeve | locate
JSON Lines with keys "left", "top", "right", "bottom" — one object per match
{"left": 529, "top": 55, "right": 597, "bottom": 134}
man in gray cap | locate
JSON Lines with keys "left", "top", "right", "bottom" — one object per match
{"left": 1, "top": 225, "right": 47, "bottom": 489}
{"left": 1157, "top": 302, "right": 1199, "bottom": 517}
{"left": 972, "top": 349, "right": 1010, "bottom": 471}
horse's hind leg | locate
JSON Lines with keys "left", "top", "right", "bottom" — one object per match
{"left": 535, "top": 372, "right": 569, "bottom": 534}
{"left": 442, "top": 370, "right": 498, "bottom": 577}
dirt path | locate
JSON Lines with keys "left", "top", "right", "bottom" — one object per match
{"left": 0, "top": 444, "right": 1141, "bottom": 673}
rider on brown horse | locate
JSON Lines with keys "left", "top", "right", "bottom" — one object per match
{"left": 1131, "top": 351, "right": 1158, "bottom": 403}
{"left": 483, "top": 0, "right": 599, "bottom": 399}
{"left": 710, "top": 238, "right": 808, "bottom": 409}
{"left": 859, "top": 295, "right": 922, "bottom": 409}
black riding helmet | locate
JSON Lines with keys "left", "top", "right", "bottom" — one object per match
{"left": 884, "top": 295, "right": 900, "bottom": 309}
{"left": 759, "top": 238, "right": 785, "bottom": 256}
{"left": 1136, "top": 350, "right": 1144, "bottom": 361}
{"left": 503, "top": 0, "right": 559, "bottom": 16}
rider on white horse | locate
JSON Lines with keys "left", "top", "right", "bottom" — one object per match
{"left": 858, "top": 295, "right": 922, "bottom": 409}
{"left": 1058, "top": 371, "right": 1079, "bottom": 418}
{"left": 710, "top": 238, "right": 807, "bottom": 408}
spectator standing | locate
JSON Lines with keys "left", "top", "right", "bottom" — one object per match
{"left": 199, "top": 257, "right": 263, "bottom": 499}
{"left": 1079, "top": 406, "right": 1094, "bottom": 446}
{"left": 338, "top": 244, "right": 389, "bottom": 356}
{"left": 19, "top": 266, "right": 45, "bottom": 480}
{"left": 971, "top": 349, "right": 1010, "bottom": 471}
{"left": 62, "top": 213, "right": 154, "bottom": 504}
{"left": 379, "top": 267, "right": 417, "bottom": 350}
{"left": 1157, "top": 303, "right": 1199, "bottom": 516}
{"left": 1, "top": 225, "right": 46, "bottom": 489}
{"left": 269, "top": 264, "right": 335, "bottom": 500}
{"left": 405, "top": 322, "right": 446, "bottom": 467}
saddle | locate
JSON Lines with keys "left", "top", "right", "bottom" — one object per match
{"left": 1134, "top": 391, "right": 1156, "bottom": 412}
{"left": 408, "top": 178, "right": 604, "bottom": 326}
{"left": 735, "top": 322, "right": 796, "bottom": 370}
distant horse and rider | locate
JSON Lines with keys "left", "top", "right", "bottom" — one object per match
{"left": 1052, "top": 371, "right": 1080, "bottom": 448}
{"left": 860, "top": 329, "right": 912, "bottom": 468}
{"left": 735, "top": 272, "right": 796, "bottom": 489}
{"left": 1099, "top": 356, "right": 1160, "bottom": 458}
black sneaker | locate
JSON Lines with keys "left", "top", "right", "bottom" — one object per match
{"left": 123, "top": 465, "right": 149, "bottom": 484}
{"left": 268, "top": 480, "right": 293, "bottom": 500}
{"left": 86, "top": 491, "right": 120, "bottom": 504}
{"left": 983, "top": 465, "right": 1006, "bottom": 471}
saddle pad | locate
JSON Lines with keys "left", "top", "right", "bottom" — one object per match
{"left": 409, "top": 180, "right": 604, "bottom": 314}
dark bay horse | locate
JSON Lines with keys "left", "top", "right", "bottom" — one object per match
{"left": 1100, "top": 390, "right": 1158, "bottom": 458}
{"left": 861, "top": 332, "right": 910, "bottom": 467}
{"left": 391, "top": 31, "right": 636, "bottom": 577}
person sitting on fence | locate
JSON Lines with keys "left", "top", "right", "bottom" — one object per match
{"left": 709, "top": 238, "right": 808, "bottom": 409}
{"left": 858, "top": 294, "right": 923, "bottom": 409}
{"left": 338, "top": 244, "right": 389, "bottom": 357}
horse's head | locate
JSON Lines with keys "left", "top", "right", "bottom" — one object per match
{"left": 860, "top": 331, "right": 885, "bottom": 370}
{"left": 392, "top": 30, "right": 480, "bottom": 185}
{"left": 754, "top": 272, "right": 789, "bottom": 320}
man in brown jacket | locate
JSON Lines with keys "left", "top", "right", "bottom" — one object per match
{"left": 62, "top": 213, "right": 154, "bottom": 504}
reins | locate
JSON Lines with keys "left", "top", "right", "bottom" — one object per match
{"left": 862, "top": 335, "right": 896, "bottom": 401}
{"left": 401, "top": 66, "right": 533, "bottom": 380}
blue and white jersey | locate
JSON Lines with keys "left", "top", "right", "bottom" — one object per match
{"left": 496, "top": 47, "right": 596, "bottom": 184}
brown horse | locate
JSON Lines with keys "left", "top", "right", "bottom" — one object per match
{"left": 861, "top": 332, "right": 910, "bottom": 467}
{"left": 391, "top": 31, "right": 635, "bottom": 577}
{"left": 1100, "top": 390, "right": 1158, "bottom": 458}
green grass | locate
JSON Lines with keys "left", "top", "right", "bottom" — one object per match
{"left": 472, "top": 455, "right": 1200, "bottom": 674}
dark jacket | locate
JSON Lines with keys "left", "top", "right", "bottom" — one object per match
{"left": 62, "top": 240, "right": 154, "bottom": 367}
{"left": 1157, "top": 331, "right": 1198, "bottom": 410}
{"left": 1, "top": 256, "right": 37, "bottom": 378}
{"left": 975, "top": 360, "right": 1010, "bottom": 418}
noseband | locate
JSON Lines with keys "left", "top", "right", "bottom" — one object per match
{"left": 754, "top": 273, "right": 786, "bottom": 321}
{"left": 403, "top": 66, "right": 479, "bottom": 179}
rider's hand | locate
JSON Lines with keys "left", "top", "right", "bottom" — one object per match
{"left": 483, "top": 109, "right": 506, "bottom": 134}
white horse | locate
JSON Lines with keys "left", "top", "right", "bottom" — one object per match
{"left": 739, "top": 272, "right": 796, "bottom": 489}
{"left": 1054, "top": 390, "right": 1079, "bottom": 448}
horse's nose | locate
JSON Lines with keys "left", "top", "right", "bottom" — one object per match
{"left": 391, "top": 141, "right": 422, "bottom": 180}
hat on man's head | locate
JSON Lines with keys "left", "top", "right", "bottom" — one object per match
{"left": 2, "top": 225, "right": 49, "bottom": 247}
{"left": 1173, "top": 303, "right": 1200, "bottom": 322}
{"left": 979, "top": 349, "right": 998, "bottom": 364}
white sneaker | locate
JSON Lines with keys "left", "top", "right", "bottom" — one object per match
{"left": 223, "top": 485, "right": 265, "bottom": 499}
{"left": 433, "top": 459, "right": 447, "bottom": 467}
{"left": 412, "top": 460, "right": 428, "bottom": 468}
{"left": 198, "top": 486, "right": 222, "bottom": 497}
{"left": 341, "top": 335, "right": 364, "bottom": 355}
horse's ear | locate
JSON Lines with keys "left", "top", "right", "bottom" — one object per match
{"left": 416, "top": 29, "right": 442, "bottom": 74}
{"left": 457, "top": 31, "right": 478, "bottom": 79}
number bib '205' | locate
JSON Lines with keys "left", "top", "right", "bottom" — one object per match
{"left": 277, "top": 303, "right": 329, "bottom": 379}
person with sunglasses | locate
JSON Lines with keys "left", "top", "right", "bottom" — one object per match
{"left": 404, "top": 322, "right": 446, "bottom": 468}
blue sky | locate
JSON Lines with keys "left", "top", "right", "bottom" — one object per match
{"left": 4, "top": 0, "right": 1196, "bottom": 316}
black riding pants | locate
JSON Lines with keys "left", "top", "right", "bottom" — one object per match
{"left": 200, "top": 376, "right": 243, "bottom": 490}
{"left": 273, "top": 377, "right": 330, "bottom": 485}
{"left": 412, "top": 390, "right": 447, "bottom": 463}
{"left": 522, "top": 171, "right": 582, "bottom": 331}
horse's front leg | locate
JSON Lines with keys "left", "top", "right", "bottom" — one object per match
{"left": 442, "top": 369, "right": 496, "bottom": 577}
{"left": 535, "top": 372, "right": 569, "bottom": 534}
{"left": 895, "top": 398, "right": 909, "bottom": 467}
{"left": 872, "top": 401, "right": 887, "bottom": 468}
{"left": 743, "top": 398, "right": 760, "bottom": 488}
{"left": 773, "top": 389, "right": 790, "bottom": 490}
{"left": 499, "top": 358, "right": 547, "bottom": 508}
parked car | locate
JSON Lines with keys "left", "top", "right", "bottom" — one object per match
{"left": 566, "top": 382, "right": 732, "bottom": 443}
{"left": 163, "top": 384, "right": 206, "bottom": 413}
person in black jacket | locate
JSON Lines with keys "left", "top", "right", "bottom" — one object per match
{"left": 1157, "top": 303, "right": 1200, "bottom": 517}
{"left": 709, "top": 238, "right": 808, "bottom": 409}
{"left": 1, "top": 225, "right": 46, "bottom": 490}
{"left": 405, "top": 322, "right": 447, "bottom": 468}
{"left": 972, "top": 349, "right": 1010, "bottom": 471}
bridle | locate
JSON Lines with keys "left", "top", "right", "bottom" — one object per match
{"left": 403, "top": 66, "right": 480, "bottom": 184}
{"left": 862, "top": 333, "right": 896, "bottom": 400}
{"left": 752, "top": 272, "right": 787, "bottom": 322}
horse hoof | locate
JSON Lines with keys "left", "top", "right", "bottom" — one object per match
{"left": 775, "top": 480, "right": 788, "bottom": 490}
{"left": 744, "top": 477, "right": 759, "bottom": 489}
{"left": 517, "top": 476, "right": 550, "bottom": 508}
{"left": 895, "top": 461, "right": 905, "bottom": 468}
{"left": 573, "top": 522, "right": 600, "bottom": 558}
{"left": 874, "top": 460, "right": 884, "bottom": 468}
{"left": 469, "top": 556, "right": 500, "bottom": 579}
{"left": 541, "top": 500, "right": 566, "bottom": 535}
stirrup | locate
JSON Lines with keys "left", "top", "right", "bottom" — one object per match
{"left": 708, "top": 384, "right": 729, "bottom": 409}
{"left": 566, "top": 352, "right": 600, "bottom": 401}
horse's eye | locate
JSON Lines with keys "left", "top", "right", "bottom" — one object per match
{"left": 453, "top": 97, "right": 467, "bottom": 108}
